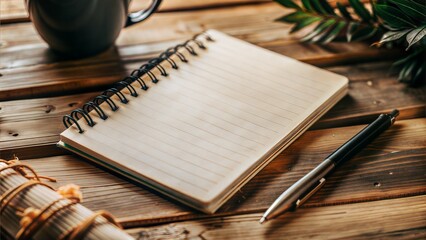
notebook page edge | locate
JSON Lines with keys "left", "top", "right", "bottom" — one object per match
{"left": 57, "top": 135, "right": 215, "bottom": 213}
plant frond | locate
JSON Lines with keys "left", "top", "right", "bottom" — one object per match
{"left": 275, "top": 0, "right": 426, "bottom": 85}
{"left": 393, "top": 48, "right": 425, "bottom": 86}
{"left": 388, "top": 0, "right": 426, "bottom": 22}
{"left": 348, "top": 0, "right": 373, "bottom": 22}
{"left": 374, "top": 4, "right": 417, "bottom": 29}
{"left": 275, "top": 0, "right": 380, "bottom": 43}
{"left": 406, "top": 27, "right": 426, "bottom": 50}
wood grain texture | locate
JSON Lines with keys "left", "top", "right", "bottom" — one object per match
{"left": 0, "top": 0, "right": 269, "bottom": 23}
{"left": 0, "top": 3, "right": 399, "bottom": 101}
{"left": 0, "top": 2, "right": 396, "bottom": 68}
{"left": 2, "top": 1, "right": 424, "bottom": 238}
{"left": 314, "top": 62, "right": 426, "bottom": 129}
{"left": 11, "top": 118, "right": 426, "bottom": 227}
{"left": 0, "top": 92, "right": 98, "bottom": 159}
{"left": 126, "top": 195, "right": 426, "bottom": 239}
{"left": 1, "top": 62, "right": 424, "bottom": 159}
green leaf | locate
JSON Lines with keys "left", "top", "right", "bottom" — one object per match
{"left": 319, "top": 0, "right": 336, "bottom": 15}
{"left": 379, "top": 29, "right": 411, "bottom": 45}
{"left": 398, "top": 59, "right": 417, "bottom": 82}
{"left": 321, "top": 21, "right": 347, "bottom": 44}
{"left": 346, "top": 22, "right": 360, "bottom": 42}
{"left": 301, "top": 19, "right": 336, "bottom": 42}
{"left": 310, "top": 0, "right": 330, "bottom": 14}
{"left": 388, "top": 0, "right": 426, "bottom": 20}
{"left": 276, "top": 12, "right": 312, "bottom": 23}
{"left": 369, "top": 0, "right": 378, "bottom": 21}
{"left": 337, "top": 2, "right": 353, "bottom": 21}
{"left": 412, "top": 62, "right": 426, "bottom": 86}
{"left": 301, "top": 0, "right": 313, "bottom": 11}
{"left": 275, "top": 0, "right": 301, "bottom": 10}
{"left": 310, "top": 25, "right": 337, "bottom": 42}
{"left": 393, "top": 50, "right": 421, "bottom": 66}
{"left": 290, "top": 16, "right": 322, "bottom": 33}
{"left": 274, "top": 11, "right": 322, "bottom": 33}
{"left": 351, "top": 26, "right": 378, "bottom": 41}
{"left": 406, "top": 27, "right": 426, "bottom": 50}
{"left": 348, "top": 0, "right": 372, "bottom": 22}
{"left": 375, "top": 4, "right": 417, "bottom": 29}
{"left": 393, "top": 49, "right": 426, "bottom": 86}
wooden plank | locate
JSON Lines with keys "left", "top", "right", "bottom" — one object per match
{"left": 0, "top": 0, "right": 28, "bottom": 23}
{"left": 0, "top": 92, "right": 98, "bottom": 159}
{"left": 313, "top": 62, "right": 426, "bottom": 129}
{"left": 0, "top": 3, "right": 399, "bottom": 101}
{"left": 1, "top": 3, "right": 284, "bottom": 51}
{"left": 0, "top": 3, "right": 396, "bottom": 68}
{"left": 0, "top": 0, "right": 269, "bottom": 23}
{"left": 6, "top": 118, "right": 425, "bottom": 227}
{"left": 126, "top": 195, "right": 426, "bottom": 239}
{"left": 1, "top": 62, "right": 425, "bottom": 158}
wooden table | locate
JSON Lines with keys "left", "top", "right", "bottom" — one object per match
{"left": 1, "top": 1, "right": 425, "bottom": 239}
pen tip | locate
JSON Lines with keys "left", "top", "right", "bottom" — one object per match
{"left": 259, "top": 217, "right": 266, "bottom": 224}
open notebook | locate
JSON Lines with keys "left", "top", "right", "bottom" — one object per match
{"left": 58, "top": 29, "right": 348, "bottom": 213}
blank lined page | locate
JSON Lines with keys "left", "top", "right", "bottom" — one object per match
{"left": 60, "top": 29, "right": 348, "bottom": 209}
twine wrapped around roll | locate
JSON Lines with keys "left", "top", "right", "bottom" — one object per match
{"left": 0, "top": 157, "right": 134, "bottom": 240}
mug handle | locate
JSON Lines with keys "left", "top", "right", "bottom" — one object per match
{"left": 125, "top": 0, "right": 162, "bottom": 27}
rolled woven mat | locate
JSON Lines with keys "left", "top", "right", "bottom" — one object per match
{"left": 0, "top": 157, "right": 134, "bottom": 240}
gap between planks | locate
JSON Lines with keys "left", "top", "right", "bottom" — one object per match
{"left": 1, "top": 62, "right": 425, "bottom": 159}
{"left": 0, "top": 3, "right": 398, "bottom": 70}
{"left": 125, "top": 195, "right": 426, "bottom": 239}
{"left": 5, "top": 118, "right": 425, "bottom": 228}
{"left": 0, "top": 3, "right": 401, "bottom": 102}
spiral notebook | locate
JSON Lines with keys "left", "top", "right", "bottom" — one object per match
{"left": 58, "top": 29, "right": 348, "bottom": 213}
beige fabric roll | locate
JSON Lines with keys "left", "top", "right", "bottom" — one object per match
{"left": 0, "top": 160, "right": 134, "bottom": 240}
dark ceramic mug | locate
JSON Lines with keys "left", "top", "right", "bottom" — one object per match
{"left": 26, "top": 0, "right": 162, "bottom": 57}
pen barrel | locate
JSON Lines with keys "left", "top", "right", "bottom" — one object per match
{"left": 329, "top": 114, "right": 393, "bottom": 166}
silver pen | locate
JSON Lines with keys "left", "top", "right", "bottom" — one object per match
{"left": 260, "top": 110, "right": 399, "bottom": 224}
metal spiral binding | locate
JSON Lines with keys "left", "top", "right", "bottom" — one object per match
{"left": 63, "top": 32, "right": 214, "bottom": 133}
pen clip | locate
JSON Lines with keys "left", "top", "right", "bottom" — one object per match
{"left": 296, "top": 178, "right": 326, "bottom": 208}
